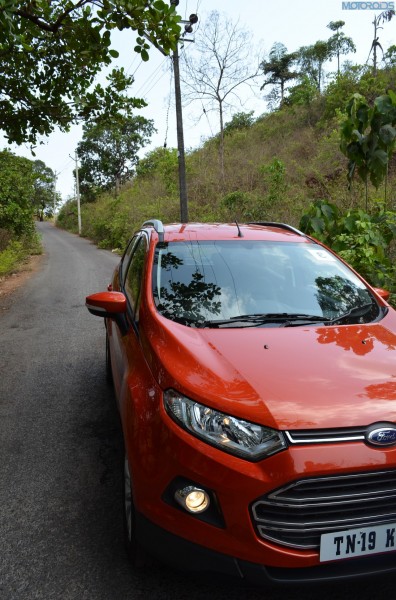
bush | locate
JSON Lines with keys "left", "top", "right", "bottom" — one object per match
{"left": 299, "top": 199, "right": 396, "bottom": 298}
{"left": 0, "top": 240, "right": 27, "bottom": 276}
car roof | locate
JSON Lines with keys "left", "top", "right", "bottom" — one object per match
{"left": 142, "top": 222, "right": 311, "bottom": 244}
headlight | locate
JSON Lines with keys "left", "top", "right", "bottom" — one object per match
{"left": 164, "top": 389, "right": 286, "bottom": 461}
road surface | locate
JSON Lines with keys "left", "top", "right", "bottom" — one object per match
{"left": 0, "top": 222, "right": 395, "bottom": 599}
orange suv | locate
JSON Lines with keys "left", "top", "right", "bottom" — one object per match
{"left": 86, "top": 220, "right": 396, "bottom": 584}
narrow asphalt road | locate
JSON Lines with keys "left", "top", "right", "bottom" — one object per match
{"left": 1, "top": 222, "right": 395, "bottom": 600}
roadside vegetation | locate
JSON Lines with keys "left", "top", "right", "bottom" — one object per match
{"left": 0, "top": 151, "right": 53, "bottom": 277}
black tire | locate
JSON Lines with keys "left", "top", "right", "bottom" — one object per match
{"left": 123, "top": 454, "right": 153, "bottom": 568}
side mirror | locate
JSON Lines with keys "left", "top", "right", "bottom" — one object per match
{"left": 373, "top": 287, "right": 390, "bottom": 302}
{"left": 86, "top": 291, "right": 128, "bottom": 335}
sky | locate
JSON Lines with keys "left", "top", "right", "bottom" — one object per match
{"left": 6, "top": 0, "right": 396, "bottom": 200}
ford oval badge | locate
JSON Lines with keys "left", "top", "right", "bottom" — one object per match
{"left": 366, "top": 425, "right": 396, "bottom": 447}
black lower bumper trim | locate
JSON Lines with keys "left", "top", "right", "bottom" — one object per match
{"left": 135, "top": 512, "right": 396, "bottom": 585}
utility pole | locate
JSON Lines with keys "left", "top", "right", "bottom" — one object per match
{"left": 143, "top": 2, "right": 197, "bottom": 222}
{"left": 71, "top": 152, "right": 82, "bottom": 235}
{"left": 172, "top": 41, "right": 188, "bottom": 223}
{"left": 53, "top": 171, "right": 58, "bottom": 221}
{"left": 170, "top": 1, "right": 198, "bottom": 223}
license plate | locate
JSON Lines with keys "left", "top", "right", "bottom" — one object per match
{"left": 320, "top": 522, "right": 396, "bottom": 562}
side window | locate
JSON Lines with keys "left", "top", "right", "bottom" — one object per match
{"left": 121, "top": 235, "right": 140, "bottom": 286}
{"left": 124, "top": 236, "right": 147, "bottom": 319}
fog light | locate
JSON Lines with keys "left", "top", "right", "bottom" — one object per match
{"left": 174, "top": 486, "right": 210, "bottom": 514}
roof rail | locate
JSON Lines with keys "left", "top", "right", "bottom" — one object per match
{"left": 142, "top": 219, "right": 165, "bottom": 243}
{"left": 248, "top": 222, "right": 307, "bottom": 237}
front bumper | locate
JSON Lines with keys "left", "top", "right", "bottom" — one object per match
{"left": 136, "top": 510, "right": 396, "bottom": 584}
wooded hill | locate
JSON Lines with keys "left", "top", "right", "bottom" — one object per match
{"left": 57, "top": 64, "right": 396, "bottom": 297}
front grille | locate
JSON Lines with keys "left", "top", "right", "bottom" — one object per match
{"left": 251, "top": 470, "right": 396, "bottom": 550}
{"left": 285, "top": 426, "right": 366, "bottom": 444}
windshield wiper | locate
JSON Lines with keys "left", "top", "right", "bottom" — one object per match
{"left": 327, "top": 302, "right": 375, "bottom": 326}
{"left": 202, "top": 313, "right": 332, "bottom": 328}
{"left": 182, "top": 304, "right": 377, "bottom": 328}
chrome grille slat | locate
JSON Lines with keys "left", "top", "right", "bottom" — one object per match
{"left": 251, "top": 469, "right": 396, "bottom": 550}
{"left": 259, "top": 490, "right": 396, "bottom": 507}
{"left": 286, "top": 427, "right": 366, "bottom": 444}
{"left": 256, "top": 510, "right": 396, "bottom": 529}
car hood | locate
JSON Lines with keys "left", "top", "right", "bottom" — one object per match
{"left": 145, "top": 314, "right": 396, "bottom": 430}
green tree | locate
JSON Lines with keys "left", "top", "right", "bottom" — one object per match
{"left": 260, "top": 43, "right": 297, "bottom": 106}
{"left": 384, "top": 44, "right": 396, "bottom": 68}
{"left": 31, "top": 161, "right": 56, "bottom": 221}
{"left": 0, "top": 1, "right": 180, "bottom": 145}
{"left": 77, "top": 114, "right": 156, "bottom": 198}
{"left": 135, "top": 147, "right": 178, "bottom": 195}
{"left": 224, "top": 111, "right": 255, "bottom": 134}
{"left": 327, "top": 21, "right": 356, "bottom": 75}
{"left": 0, "top": 150, "right": 35, "bottom": 235}
{"left": 297, "top": 41, "right": 331, "bottom": 92}
{"left": 284, "top": 74, "right": 318, "bottom": 108}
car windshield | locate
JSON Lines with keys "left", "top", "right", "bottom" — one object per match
{"left": 152, "top": 240, "right": 382, "bottom": 328}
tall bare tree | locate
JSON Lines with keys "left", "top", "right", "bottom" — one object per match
{"left": 181, "top": 11, "right": 259, "bottom": 182}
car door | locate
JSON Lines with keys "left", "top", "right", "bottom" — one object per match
{"left": 109, "top": 233, "right": 148, "bottom": 404}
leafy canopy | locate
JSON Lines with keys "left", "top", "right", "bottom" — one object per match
{"left": 0, "top": 0, "right": 181, "bottom": 145}
{"left": 77, "top": 114, "right": 156, "bottom": 198}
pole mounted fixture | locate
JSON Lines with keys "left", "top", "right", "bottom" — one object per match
{"left": 145, "top": 1, "right": 198, "bottom": 223}
{"left": 184, "top": 14, "right": 198, "bottom": 34}
{"left": 169, "top": 3, "right": 198, "bottom": 223}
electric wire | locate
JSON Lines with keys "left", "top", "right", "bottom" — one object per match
{"left": 164, "top": 58, "right": 174, "bottom": 148}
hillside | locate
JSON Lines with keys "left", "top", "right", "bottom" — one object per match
{"left": 57, "top": 72, "right": 396, "bottom": 248}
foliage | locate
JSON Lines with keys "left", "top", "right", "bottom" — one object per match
{"left": 285, "top": 75, "right": 319, "bottom": 108}
{"left": 224, "top": 112, "right": 255, "bottom": 134}
{"left": 260, "top": 43, "right": 298, "bottom": 106}
{"left": 384, "top": 44, "right": 396, "bottom": 67}
{"left": 339, "top": 92, "right": 396, "bottom": 204}
{"left": 0, "top": 235, "right": 41, "bottom": 276}
{"left": 0, "top": 150, "right": 36, "bottom": 236}
{"left": 0, "top": 240, "right": 26, "bottom": 276}
{"left": 31, "top": 160, "right": 58, "bottom": 220}
{"left": 221, "top": 191, "right": 252, "bottom": 221}
{"left": 259, "top": 158, "right": 287, "bottom": 209}
{"left": 296, "top": 41, "right": 332, "bottom": 92}
{"left": 135, "top": 147, "right": 178, "bottom": 195}
{"left": 0, "top": 149, "right": 46, "bottom": 276}
{"left": 299, "top": 199, "right": 396, "bottom": 294}
{"left": 0, "top": 0, "right": 181, "bottom": 145}
{"left": 368, "top": 9, "right": 395, "bottom": 74}
{"left": 77, "top": 114, "right": 155, "bottom": 199}
{"left": 327, "top": 20, "right": 356, "bottom": 75}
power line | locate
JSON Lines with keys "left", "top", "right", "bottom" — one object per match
{"left": 164, "top": 58, "right": 174, "bottom": 148}
{"left": 141, "top": 59, "right": 172, "bottom": 98}
{"left": 134, "top": 56, "right": 169, "bottom": 97}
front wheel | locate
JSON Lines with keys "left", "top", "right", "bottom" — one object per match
{"left": 123, "top": 455, "right": 153, "bottom": 568}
